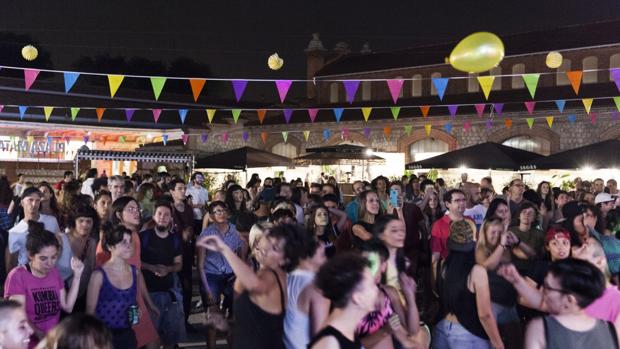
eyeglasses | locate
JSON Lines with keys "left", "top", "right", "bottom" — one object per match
{"left": 542, "top": 282, "right": 568, "bottom": 294}
{"left": 212, "top": 209, "right": 227, "bottom": 215}
{"left": 124, "top": 206, "right": 141, "bottom": 213}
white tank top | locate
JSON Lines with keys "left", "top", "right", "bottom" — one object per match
{"left": 283, "top": 269, "right": 315, "bottom": 349}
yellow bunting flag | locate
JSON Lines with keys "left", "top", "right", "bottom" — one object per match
{"left": 361, "top": 107, "right": 372, "bottom": 122}
{"left": 477, "top": 76, "right": 495, "bottom": 100}
{"left": 206, "top": 109, "right": 216, "bottom": 123}
{"left": 43, "top": 107, "right": 53, "bottom": 121}
{"left": 303, "top": 130, "right": 310, "bottom": 141}
{"left": 424, "top": 124, "right": 432, "bottom": 136}
{"left": 96, "top": 108, "right": 105, "bottom": 122}
{"left": 260, "top": 131, "right": 268, "bottom": 144}
{"left": 546, "top": 116, "right": 554, "bottom": 128}
{"left": 107, "top": 74, "right": 124, "bottom": 98}
{"left": 582, "top": 98, "right": 593, "bottom": 114}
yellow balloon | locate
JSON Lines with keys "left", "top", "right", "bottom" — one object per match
{"left": 546, "top": 51, "right": 563, "bottom": 69}
{"left": 268, "top": 53, "right": 284, "bottom": 70}
{"left": 447, "top": 32, "right": 504, "bottom": 73}
{"left": 21, "top": 45, "right": 38, "bottom": 61}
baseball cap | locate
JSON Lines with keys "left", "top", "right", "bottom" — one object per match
{"left": 595, "top": 192, "right": 615, "bottom": 205}
{"left": 447, "top": 219, "right": 476, "bottom": 252}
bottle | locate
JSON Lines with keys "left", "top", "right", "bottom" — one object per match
{"left": 128, "top": 304, "right": 140, "bottom": 326}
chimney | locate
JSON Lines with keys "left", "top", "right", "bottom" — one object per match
{"left": 305, "top": 33, "right": 327, "bottom": 100}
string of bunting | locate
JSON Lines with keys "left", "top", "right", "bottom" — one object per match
{"left": 4, "top": 64, "right": 620, "bottom": 104}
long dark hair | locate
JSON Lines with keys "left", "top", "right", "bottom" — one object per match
{"left": 38, "top": 182, "right": 59, "bottom": 217}
{"left": 484, "top": 198, "right": 508, "bottom": 221}
{"left": 422, "top": 191, "right": 443, "bottom": 224}
{"left": 225, "top": 184, "right": 247, "bottom": 215}
{"left": 440, "top": 249, "right": 476, "bottom": 315}
{"left": 0, "top": 176, "right": 12, "bottom": 206}
{"left": 536, "top": 181, "right": 553, "bottom": 211}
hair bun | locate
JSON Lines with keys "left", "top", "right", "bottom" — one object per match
{"left": 27, "top": 220, "right": 45, "bottom": 235}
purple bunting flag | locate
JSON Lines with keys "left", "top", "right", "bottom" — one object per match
{"left": 448, "top": 105, "right": 458, "bottom": 117}
{"left": 343, "top": 80, "right": 360, "bottom": 104}
{"left": 201, "top": 133, "right": 208, "bottom": 144}
{"left": 485, "top": 119, "right": 493, "bottom": 130}
{"left": 283, "top": 109, "right": 293, "bottom": 123}
{"left": 232, "top": 80, "right": 248, "bottom": 102}
{"left": 612, "top": 69, "right": 620, "bottom": 92}
{"left": 363, "top": 127, "right": 371, "bottom": 138}
{"left": 492, "top": 103, "right": 504, "bottom": 116}
{"left": 125, "top": 108, "right": 135, "bottom": 122}
{"left": 242, "top": 131, "right": 249, "bottom": 142}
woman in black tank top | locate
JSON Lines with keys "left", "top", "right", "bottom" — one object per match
{"left": 352, "top": 191, "right": 384, "bottom": 248}
{"left": 309, "top": 254, "right": 379, "bottom": 349}
{"left": 197, "top": 224, "right": 308, "bottom": 349}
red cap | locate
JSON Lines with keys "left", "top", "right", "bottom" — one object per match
{"left": 545, "top": 227, "right": 571, "bottom": 243}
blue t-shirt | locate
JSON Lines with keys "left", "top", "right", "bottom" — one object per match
{"left": 199, "top": 223, "right": 242, "bottom": 275}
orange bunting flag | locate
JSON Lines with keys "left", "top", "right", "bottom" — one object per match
{"left": 257, "top": 109, "right": 267, "bottom": 124}
{"left": 566, "top": 71, "right": 583, "bottom": 95}
{"left": 361, "top": 107, "right": 372, "bottom": 122}
{"left": 581, "top": 98, "right": 593, "bottom": 114}
{"left": 107, "top": 74, "right": 124, "bottom": 98}
{"left": 420, "top": 105, "right": 430, "bottom": 117}
{"left": 96, "top": 108, "right": 105, "bottom": 122}
{"left": 504, "top": 119, "right": 512, "bottom": 129}
{"left": 383, "top": 126, "right": 392, "bottom": 139}
{"left": 424, "top": 124, "right": 432, "bottom": 136}
{"left": 206, "top": 109, "right": 216, "bottom": 123}
{"left": 189, "top": 79, "right": 206, "bottom": 102}
{"left": 260, "top": 131, "right": 268, "bottom": 144}
{"left": 477, "top": 76, "right": 495, "bottom": 100}
{"left": 546, "top": 116, "right": 554, "bottom": 128}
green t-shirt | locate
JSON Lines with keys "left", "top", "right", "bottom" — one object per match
{"left": 510, "top": 225, "right": 545, "bottom": 259}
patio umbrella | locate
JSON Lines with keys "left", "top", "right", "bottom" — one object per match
{"left": 195, "top": 146, "right": 292, "bottom": 170}
{"left": 520, "top": 139, "right": 620, "bottom": 170}
{"left": 295, "top": 144, "right": 384, "bottom": 165}
{"left": 406, "top": 142, "right": 542, "bottom": 170}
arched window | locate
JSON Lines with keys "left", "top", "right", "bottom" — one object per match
{"left": 490, "top": 66, "right": 502, "bottom": 90}
{"left": 557, "top": 59, "right": 572, "bottom": 86}
{"left": 502, "top": 136, "right": 551, "bottom": 155}
{"left": 411, "top": 74, "right": 422, "bottom": 97}
{"left": 468, "top": 73, "right": 479, "bottom": 92}
{"left": 512, "top": 63, "right": 525, "bottom": 89}
{"left": 329, "top": 83, "right": 339, "bottom": 103}
{"left": 361, "top": 81, "right": 371, "bottom": 101}
{"left": 583, "top": 56, "right": 598, "bottom": 83}
{"left": 610, "top": 54, "right": 620, "bottom": 80}
{"left": 272, "top": 142, "right": 297, "bottom": 158}
{"left": 430, "top": 72, "right": 441, "bottom": 96}
{"left": 409, "top": 138, "right": 449, "bottom": 162}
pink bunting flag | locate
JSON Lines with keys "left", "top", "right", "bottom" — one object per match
{"left": 181, "top": 134, "right": 189, "bottom": 145}
{"left": 463, "top": 121, "right": 472, "bottom": 132}
{"left": 152, "top": 109, "right": 162, "bottom": 123}
{"left": 492, "top": 103, "right": 504, "bottom": 115}
{"left": 474, "top": 104, "right": 485, "bottom": 117}
{"left": 222, "top": 132, "right": 229, "bottom": 142}
{"left": 386, "top": 79, "right": 404, "bottom": 103}
{"left": 275, "top": 80, "right": 293, "bottom": 103}
{"left": 448, "top": 105, "right": 458, "bottom": 117}
{"left": 343, "top": 80, "right": 360, "bottom": 104}
{"left": 307, "top": 108, "right": 318, "bottom": 122}
{"left": 125, "top": 108, "right": 135, "bottom": 122}
{"left": 524, "top": 101, "right": 536, "bottom": 115}
{"left": 24, "top": 69, "right": 40, "bottom": 91}
{"left": 590, "top": 113, "right": 597, "bottom": 124}
{"left": 612, "top": 69, "right": 620, "bottom": 92}
{"left": 0, "top": 105, "right": 3, "bottom": 114}
{"left": 341, "top": 128, "right": 350, "bottom": 140}
{"left": 283, "top": 109, "right": 293, "bottom": 123}
{"left": 363, "top": 127, "right": 371, "bottom": 138}
{"left": 242, "top": 131, "right": 249, "bottom": 142}
{"left": 232, "top": 80, "right": 248, "bottom": 102}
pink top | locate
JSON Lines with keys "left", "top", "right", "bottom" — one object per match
{"left": 4, "top": 266, "right": 64, "bottom": 348}
{"left": 585, "top": 286, "right": 620, "bottom": 323}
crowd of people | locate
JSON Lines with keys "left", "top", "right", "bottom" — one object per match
{"left": 0, "top": 169, "right": 618, "bottom": 349}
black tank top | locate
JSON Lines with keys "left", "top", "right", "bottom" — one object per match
{"left": 232, "top": 269, "right": 286, "bottom": 349}
{"left": 352, "top": 221, "right": 374, "bottom": 248}
{"left": 452, "top": 278, "right": 489, "bottom": 339}
{"left": 307, "top": 326, "right": 361, "bottom": 349}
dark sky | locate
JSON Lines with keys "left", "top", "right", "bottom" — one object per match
{"left": 1, "top": 0, "right": 619, "bottom": 79}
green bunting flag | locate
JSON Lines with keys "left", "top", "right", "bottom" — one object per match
{"left": 150, "top": 77, "right": 167, "bottom": 101}
{"left": 522, "top": 74, "right": 540, "bottom": 98}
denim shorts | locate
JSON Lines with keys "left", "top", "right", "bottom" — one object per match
{"left": 491, "top": 302, "right": 520, "bottom": 324}
{"left": 203, "top": 273, "right": 235, "bottom": 309}
{"left": 149, "top": 291, "right": 187, "bottom": 345}
{"left": 433, "top": 319, "right": 491, "bottom": 349}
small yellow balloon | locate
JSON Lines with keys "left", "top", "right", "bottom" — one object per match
{"left": 268, "top": 53, "right": 284, "bottom": 70}
{"left": 447, "top": 32, "right": 504, "bottom": 73}
{"left": 21, "top": 45, "right": 38, "bottom": 61}
{"left": 546, "top": 51, "right": 563, "bottom": 69}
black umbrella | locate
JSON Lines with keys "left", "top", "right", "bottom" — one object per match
{"left": 195, "top": 146, "right": 292, "bottom": 170}
{"left": 520, "top": 139, "right": 620, "bottom": 170}
{"left": 406, "top": 142, "right": 542, "bottom": 170}
{"left": 295, "top": 144, "right": 384, "bottom": 165}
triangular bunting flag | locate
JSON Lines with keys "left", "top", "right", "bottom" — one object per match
{"left": 505, "top": 119, "right": 512, "bottom": 129}
{"left": 404, "top": 125, "right": 413, "bottom": 136}
{"left": 43, "top": 107, "right": 53, "bottom": 121}
{"left": 283, "top": 109, "right": 293, "bottom": 123}
{"left": 119, "top": 136, "right": 126, "bottom": 144}
{"left": 614, "top": 97, "right": 620, "bottom": 112}
{"left": 613, "top": 112, "right": 620, "bottom": 122}
{"left": 448, "top": 105, "right": 458, "bottom": 117}
{"left": 555, "top": 100, "right": 566, "bottom": 113}
{"left": 83, "top": 135, "right": 89, "bottom": 144}
{"left": 18, "top": 106, "right": 27, "bottom": 120}
{"left": 189, "top": 79, "right": 206, "bottom": 102}
{"left": 432, "top": 78, "right": 449, "bottom": 100}
{"left": 222, "top": 133, "right": 229, "bottom": 143}
{"left": 477, "top": 76, "right": 495, "bottom": 100}
{"left": 152, "top": 109, "right": 162, "bottom": 123}
{"left": 150, "top": 77, "right": 167, "bottom": 100}
{"left": 232, "top": 80, "right": 248, "bottom": 102}
{"left": 581, "top": 98, "right": 593, "bottom": 114}
{"left": 611, "top": 69, "right": 620, "bottom": 92}
{"left": 361, "top": 107, "right": 372, "bottom": 122}
{"left": 343, "top": 80, "right": 360, "bottom": 104}
{"left": 257, "top": 109, "right": 266, "bottom": 124}
{"left": 424, "top": 124, "right": 431, "bottom": 136}
{"left": 566, "top": 71, "right": 583, "bottom": 95}
{"left": 275, "top": 80, "right": 293, "bottom": 103}
{"left": 567, "top": 114, "right": 577, "bottom": 123}
{"left": 96, "top": 108, "right": 105, "bottom": 122}
{"left": 386, "top": 79, "right": 404, "bottom": 103}
{"left": 63, "top": 72, "right": 80, "bottom": 93}
{"left": 363, "top": 127, "right": 371, "bottom": 138}
{"left": 323, "top": 129, "right": 332, "bottom": 141}
{"left": 24, "top": 69, "right": 40, "bottom": 91}
{"left": 522, "top": 74, "right": 540, "bottom": 98}
{"left": 0, "top": 105, "right": 3, "bottom": 114}
{"left": 420, "top": 105, "right": 430, "bottom": 117}
{"left": 333, "top": 108, "right": 344, "bottom": 122}
{"left": 178, "top": 109, "right": 188, "bottom": 124}
{"left": 383, "top": 126, "right": 392, "bottom": 139}
{"left": 162, "top": 135, "right": 168, "bottom": 146}
{"left": 307, "top": 108, "right": 318, "bottom": 123}
{"left": 342, "top": 128, "right": 349, "bottom": 140}
{"left": 526, "top": 118, "right": 534, "bottom": 129}
{"left": 242, "top": 131, "right": 249, "bottom": 142}
{"left": 260, "top": 132, "right": 268, "bottom": 144}
{"left": 181, "top": 134, "right": 189, "bottom": 145}
{"left": 444, "top": 122, "right": 453, "bottom": 134}
{"left": 525, "top": 101, "right": 536, "bottom": 115}
{"left": 475, "top": 104, "right": 485, "bottom": 117}
{"left": 125, "top": 108, "right": 135, "bottom": 122}
{"left": 485, "top": 119, "right": 493, "bottom": 130}
{"left": 303, "top": 130, "right": 310, "bottom": 141}
{"left": 206, "top": 109, "right": 216, "bottom": 123}
{"left": 590, "top": 113, "right": 597, "bottom": 124}
{"left": 70, "top": 107, "right": 79, "bottom": 121}
{"left": 232, "top": 109, "right": 242, "bottom": 123}
{"left": 463, "top": 121, "right": 472, "bottom": 132}
{"left": 107, "top": 74, "right": 124, "bottom": 98}
{"left": 546, "top": 116, "right": 554, "bottom": 128}
{"left": 390, "top": 107, "right": 400, "bottom": 120}
{"left": 492, "top": 103, "right": 504, "bottom": 115}
{"left": 201, "top": 133, "right": 208, "bottom": 144}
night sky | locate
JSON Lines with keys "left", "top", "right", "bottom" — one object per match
{"left": 2, "top": 0, "right": 619, "bottom": 80}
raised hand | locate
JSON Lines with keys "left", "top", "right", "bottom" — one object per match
{"left": 197, "top": 235, "right": 226, "bottom": 252}
{"left": 70, "top": 257, "right": 85, "bottom": 277}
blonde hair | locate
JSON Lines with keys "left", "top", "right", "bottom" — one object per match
{"left": 476, "top": 218, "right": 504, "bottom": 257}
{"left": 249, "top": 222, "right": 274, "bottom": 252}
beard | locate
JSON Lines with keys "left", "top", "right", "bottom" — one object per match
{"left": 155, "top": 225, "right": 169, "bottom": 232}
